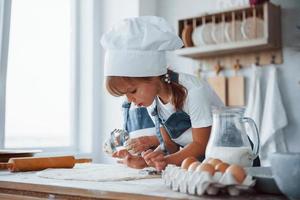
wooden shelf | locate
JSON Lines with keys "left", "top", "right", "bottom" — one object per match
{"left": 176, "top": 2, "right": 282, "bottom": 66}
{"left": 175, "top": 38, "right": 279, "bottom": 59}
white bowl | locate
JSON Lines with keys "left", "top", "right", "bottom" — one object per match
{"left": 270, "top": 152, "right": 300, "bottom": 200}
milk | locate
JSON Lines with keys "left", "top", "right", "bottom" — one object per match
{"left": 206, "top": 146, "right": 254, "bottom": 167}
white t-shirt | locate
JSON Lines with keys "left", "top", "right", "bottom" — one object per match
{"left": 147, "top": 72, "right": 224, "bottom": 147}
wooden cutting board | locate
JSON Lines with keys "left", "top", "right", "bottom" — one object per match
{"left": 207, "top": 76, "right": 227, "bottom": 105}
{"left": 181, "top": 24, "right": 193, "bottom": 47}
{"left": 227, "top": 76, "right": 245, "bottom": 106}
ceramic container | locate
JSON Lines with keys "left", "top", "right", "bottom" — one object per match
{"left": 270, "top": 152, "right": 300, "bottom": 200}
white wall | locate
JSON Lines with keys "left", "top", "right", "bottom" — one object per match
{"left": 0, "top": 0, "right": 11, "bottom": 148}
{"left": 98, "top": 0, "right": 148, "bottom": 163}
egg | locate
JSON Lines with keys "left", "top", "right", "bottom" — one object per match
{"left": 181, "top": 157, "right": 198, "bottom": 170}
{"left": 215, "top": 162, "right": 229, "bottom": 173}
{"left": 202, "top": 157, "right": 213, "bottom": 163}
{"left": 208, "top": 158, "right": 223, "bottom": 167}
{"left": 187, "top": 161, "right": 201, "bottom": 172}
{"left": 195, "top": 163, "right": 215, "bottom": 176}
{"left": 225, "top": 164, "right": 246, "bottom": 184}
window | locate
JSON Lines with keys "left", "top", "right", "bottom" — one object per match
{"left": 5, "top": 0, "right": 73, "bottom": 148}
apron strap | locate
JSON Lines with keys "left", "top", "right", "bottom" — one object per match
{"left": 170, "top": 71, "right": 179, "bottom": 83}
{"left": 122, "top": 101, "right": 131, "bottom": 131}
{"left": 151, "top": 98, "right": 168, "bottom": 154}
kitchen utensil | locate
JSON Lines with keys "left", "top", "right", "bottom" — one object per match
{"left": 228, "top": 63, "right": 245, "bottom": 106}
{"left": 207, "top": 76, "right": 227, "bottom": 105}
{"left": 202, "top": 22, "right": 215, "bottom": 45}
{"left": 212, "top": 22, "right": 226, "bottom": 44}
{"left": 139, "top": 168, "right": 162, "bottom": 176}
{"left": 241, "top": 17, "right": 264, "bottom": 39}
{"left": 192, "top": 25, "right": 204, "bottom": 46}
{"left": 0, "top": 155, "right": 92, "bottom": 172}
{"left": 181, "top": 22, "right": 194, "bottom": 47}
{"left": 225, "top": 20, "right": 244, "bottom": 42}
{"left": 206, "top": 107, "right": 260, "bottom": 167}
{"left": 227, "top": 75, "right": 245, "bottom": 106}
{"left": 207, "top": 63, "right": 227, "bottom": 105}
{"left": 103, "top": 129, "right": 130, "bottom": 155}
{"left": 270, "top": 152, "right": 300, "bottom": 200}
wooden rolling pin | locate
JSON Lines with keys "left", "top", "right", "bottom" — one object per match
{"left": 0, "top": 156, "right": 92, "bottom": 172}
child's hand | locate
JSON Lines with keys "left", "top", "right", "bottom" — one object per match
{"left": 112, "top": 149, "right": 129, "bottom": 158}
{"left": 112, "top": 149, "right": 147, "bottom": 169}
{"left": 142, "top": 149, "right": 167, "bottom": 171}
{"left": 126, "top": 136, "right": 156, "bottom": 153}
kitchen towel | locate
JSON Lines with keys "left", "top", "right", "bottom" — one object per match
{"left": 259, "top": 65, "right": 288, "bottom": 166}
{"left": 244, "top": 64, "right": 263, "bottom": 143}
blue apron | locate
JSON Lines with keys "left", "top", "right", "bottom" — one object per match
{"left": 122, "top": 101, "right": 155, "bottom": 134}
{"left": 151, "top": 98, "right": 201, "bottom": 156}
{"left": 150, "top": 71, "right": 194, "bottom": 155}
{"left": 107, "top": 102, "right": 156, "bottom": 153}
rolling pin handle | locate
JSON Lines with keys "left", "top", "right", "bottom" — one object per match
{"left": 0, "top": 162, "right": 13, "bottom": 170}
{"left": 75, "top": 158, "right": 92, "bottom": 164}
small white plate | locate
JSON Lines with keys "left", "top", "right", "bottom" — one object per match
{"left": 212, "top": 22, "right": 226, "bottom": 44}
{"left": 202, "top": 23, "right": 215, "bottom": 45}
{"left": 192, "top": 25, "right": 204, "bottom": 46}
{"left": 241, "top": 17, "right": 264, "bottom": 40}
{"left": 225, "top": 20, "right": 244, "bottom": 42}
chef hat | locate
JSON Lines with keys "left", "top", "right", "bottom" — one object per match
{"left": 101, "top": 16, "right": 183, "bottom": 77}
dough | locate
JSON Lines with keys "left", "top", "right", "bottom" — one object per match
{"left": 37, "top": 163, "right": 159, "bottom": 182}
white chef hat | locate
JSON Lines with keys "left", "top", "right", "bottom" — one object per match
{"left": 101, "top": 16, "right": 183, "bottom": 77}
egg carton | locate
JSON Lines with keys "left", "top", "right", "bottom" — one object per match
{"left": 162, "top": 165, "right": 256, "bottom": 196}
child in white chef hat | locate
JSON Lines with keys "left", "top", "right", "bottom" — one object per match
{"left": 101, "top": 16, "right": 223, "bottom": 171}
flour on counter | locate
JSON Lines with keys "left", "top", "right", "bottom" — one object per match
{"left": 37, "top": 163, "right": 160, "bottom": 182}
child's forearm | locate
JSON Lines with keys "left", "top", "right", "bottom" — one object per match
{"left": 165, "top": 141, "right": 205, "bottom": 166}
{"left": 165, "top": 140, "right": 179, "bottom": 153}
{"left": 153, "top": 140, "right": 178, "bottom": 154}
{"left": 149, "top": 133, "right": 178, "bottom": 153}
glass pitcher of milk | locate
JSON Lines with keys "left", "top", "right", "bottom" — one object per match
{"left": 206, "top": 107, "right": 260, "bottom": 167}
